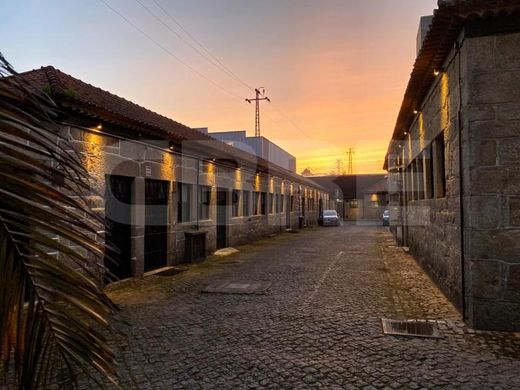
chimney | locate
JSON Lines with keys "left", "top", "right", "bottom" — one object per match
{"left": 416, "top": 15, "right": 434, "bottom": 56}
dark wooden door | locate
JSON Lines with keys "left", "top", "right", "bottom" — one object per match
{"left": 216, "top": 189, "right": 227, "bottom": 249}
{"left": 105, "top": 175, "right": 133, "bottom": 281}
{"left": 144, "top": 179, "right": 169, "bottom": 272}
{"left": 285, "top": 195, "right": 291, "bottom": 228}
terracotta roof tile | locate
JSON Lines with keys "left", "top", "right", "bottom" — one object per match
{"left": 15, "top": 66, "right": 325, "bottom": 189}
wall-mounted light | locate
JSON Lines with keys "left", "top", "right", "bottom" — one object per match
{"left": 168, "top": 140, "right": 175, "bottom": 150}
{"left": 398, "top": 144, "right": 402, "bottom": 148}
{"left": 96, "top": 124, "right": 103, "bottom": 130}
{"left": 413, "top": 109, "right": 419, "bottom": 115}
{"left": 404, "top": 131, "right": 408, "bottom": 135}
{"left": 433, "top": 69, "right": 441, "bottom": 76}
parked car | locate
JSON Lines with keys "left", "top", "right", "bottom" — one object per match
{"left": 319, "top": 210, "right": 341, "bottom": 226}
{"left": 382, "top": 210, "right": 390, "bottom": 226}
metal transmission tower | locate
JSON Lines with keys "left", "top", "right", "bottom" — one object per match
{"left": 336, "top": 159, "right": 343, "bottom": 175}
{"left": 346, "top": 147, "right": 355, "bottom": 174}
{"left": 246, "top": 87, "right": 270, "bottom": 137}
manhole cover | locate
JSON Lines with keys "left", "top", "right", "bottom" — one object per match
{"left": 202, "top": 281, "right": 271, "bottom": 294}
{"left": 381, "top": 319, "right": 443, "bottom": 338}
{"left": 153, "top": 267, "right": 187, "bottom": 277}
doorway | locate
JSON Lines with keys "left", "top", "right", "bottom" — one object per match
{"left": 285, "top": 194, "right": 291, "bottom": 228}
{"left": 105, "top": 175, "right": 133, "bottom": 281}
{"left": 216, "top": 189, "right": 228, "bottom": 249}
{"left": 144, "top": 179, "right": 169, "bottom": 272}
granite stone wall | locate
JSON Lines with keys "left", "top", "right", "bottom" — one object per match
{"left": 397, "top": 34, "right": 465, "bottom": 312}
{"left": 388, "top": 30, "right": 520, "bottom": 331}
{"left": 463, "top": 32, "right": 520, "bottom": 331}
{"left": 60, "top": 125, "right": 327, "bottom": 277}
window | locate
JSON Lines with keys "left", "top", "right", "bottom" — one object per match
{"left": 424, "top": 145, "right": 434, "bottom": 199}
{"left": 409, "top": 162, "right": 416, "bottom": 201}
{"left": 429, "top": 143, "right": 435, "bottom": 198}
{"left": 177, "top": 183, "right": 192, "bottom": 222}
{"left": 261, "top": 192, "right": 267, "bottom": 215}
{"left": 232, "top": 189, "right": 240, "bottom": 217}
{"left": 199, "top": 185, "right": 211, "bottom": 220}
{"left": 253, "top": 191, "right": 261, "bottom": 215}
{"left": 277, "top": 194, "right": 282, "bottom": 213}
{"left": 290, "top": 195, "right": 295, "bottom": 212}
{"left": 433, "top": 133, "right": 446, "bottom": 198}
{"left": 269, "top": 193, "right": 275, "bottom": 214}
{"left": 416, "top": 158, "right": 424, "bottom": 200}
{"left": 242, "top": 190, "right": 250, "bottom": 216}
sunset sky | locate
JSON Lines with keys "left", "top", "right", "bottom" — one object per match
{"left": 1, "top": 0, "right": 437, "bottom": 174}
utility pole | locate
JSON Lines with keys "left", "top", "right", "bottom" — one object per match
{"left": 246, "top": 87, "right": 270, "bottom": 137}
{"left": 346, "top": 147, "right": 355, "bottom": 174}
{"left": 336, "top": 159, "right": 343, "bottom": 175}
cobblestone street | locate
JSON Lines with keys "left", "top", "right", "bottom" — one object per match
{"left": 103, "top": 224, "right": 520, "bottom": 389}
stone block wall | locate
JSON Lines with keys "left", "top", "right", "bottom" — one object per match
{"left": 59, "top": 125, "right": 328, "bottom": 277}
{"left": 388, "top": 29, "right": 520, "bottom": 331}
{"left": 396, "top": 35, "right": 465, "bottom": 311}
{"left": 464, "top": 32, "right": 520, "bottom": 331}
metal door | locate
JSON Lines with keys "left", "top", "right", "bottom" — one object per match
{"left": 144, "top": 179, "right": 169, "bottom": 272}
{"left": 105, "top": 175, "right": 133, "bottom": 281}
{"left": 216, "top": 189, "right": 227, "bottom": 249}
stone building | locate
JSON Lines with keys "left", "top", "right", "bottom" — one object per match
{"left": 310, "top": 175, "right": 388, "bottom": 220}
{"left": 21, "top": 66, "right": 331, "bottom": 280}
{"left": 384, "top": 0, "right": 520, "bottom": 331}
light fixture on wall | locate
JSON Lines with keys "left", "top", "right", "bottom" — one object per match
{"left": 96, "top": 124, "right": 103, "bottom": 130}
{"left": 168, "top": 140, "right": 175, "bottom": 150}
{"left": 404, "top": 131, "right": 408, "bottom": 135}
{"left": 413, "top": 109, "right": 419, "bottom": 115}
{"left": 433, "top": 69, "right": 441, "bottom": 76}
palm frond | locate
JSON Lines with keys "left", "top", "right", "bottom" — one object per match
{"left": 0, "top": 53, "right": 119, "bottom": 389}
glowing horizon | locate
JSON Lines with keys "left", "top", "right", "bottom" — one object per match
{"left": 0, "top": 0, "right": 438, "bottom": 174}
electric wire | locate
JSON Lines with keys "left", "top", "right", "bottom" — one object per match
{"left": 99, "top": 0, "right": 244, "bottom": 100}
{"left": 134, "top": 0, "right": 253, "bottom": 92}
{"left": 150, "top": 0, "right": 255, "bottom": 91}
{"left": 99, "top": 0, "right": 314, "bottom": 142}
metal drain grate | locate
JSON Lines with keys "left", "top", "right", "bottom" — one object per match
{"left": 381, "top": 319, "right": 443, "bottom": 338}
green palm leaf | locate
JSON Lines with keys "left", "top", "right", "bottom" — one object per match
{"left": 0, "top": 54, "right": 119, "bottom": 389}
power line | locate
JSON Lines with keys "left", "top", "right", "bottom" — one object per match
{"left": 143, "top": 1, "right": 314, "bottom": 141}
{"left": 100, "top": 0, "right": 315, "bottom": 142}
{"left": 98, "top": 0, "right": 244, "bottom": 100}
{"left": 149, "top": 0, "right": 315, "bottom": 141}
{"left": 269, "top": 103, "right": 313, "bottom": 139}
{"left": 135, "top": 0, "right": 254, "bottom": 92}
{"left": 150, "top": 0, "right": 255, "bottom": 91}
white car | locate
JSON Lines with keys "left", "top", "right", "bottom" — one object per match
{"left": 319, "top": 210, "right": 340, "bottom": 226}
{"left": 382, "top": 210, "right": 390, "bottom": 226}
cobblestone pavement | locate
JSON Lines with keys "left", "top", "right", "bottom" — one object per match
{"left": 100, "top": 224, "right": 520, "bottom": 389}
